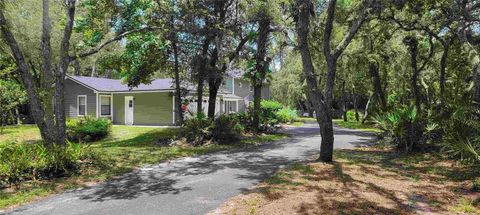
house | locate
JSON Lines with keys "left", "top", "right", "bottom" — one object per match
{"left": 64, "top": 75, "right": 270, "bottom": 125}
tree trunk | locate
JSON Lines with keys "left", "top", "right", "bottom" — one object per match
{"left": 171, "top": 27, "right": 183, "bottom": 125}
{"left": 196, "top": 39, "right": 210, "bottom": 116}
{"left": 342, "top": 80, "right": 347, "bottom": 122}
{"left": 353, "top": 88, "right": 359, "bottom": 121}
{"left": 473, "top": 62, "right": 480, "bottom": 110}
{"left": 207, "top": 77, "right": 222, "bottom": 118}
{"left": 362, "top": 96, "right": 371, "bottom": 124}
{"left": 368, "top": 62, "right": 387, "bottom": 111}
{"left": 73, "top": 59, "right": 81, "bottom": 76}
{"left": 404, "top": 36, "right": 422, "bottom": 112}
{"left": 252, "top": 83, "right": 262, "bottom": 130}
{"left": 15, "top": 107, "right": 20, "bottom": 125}
{"left": 251, "top": 16, "right": 271, "bottom": 131}
{"left": 439, "top": 46, "right": 449, "bottom": 101}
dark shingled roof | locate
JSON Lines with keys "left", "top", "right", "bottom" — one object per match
{"left": 67, "top": 75, "right": 174, "bottom": 92}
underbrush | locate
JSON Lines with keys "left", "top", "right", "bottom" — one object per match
{"left": 182, "top": 114, "right": 244, "bottom": 146}
{"left": 0, "top": 141, "right": 103, "bottom": 187}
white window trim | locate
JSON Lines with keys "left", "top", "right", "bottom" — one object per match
{"left": 99, "top": 95, "right": 113, "bottom": 117}
{"left": 77, "top": 95, "right": 87, "bottom": 116}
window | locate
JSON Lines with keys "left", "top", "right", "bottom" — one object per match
{"left": 78, "top": 95, "right": 87, "bottom": 116}
{"left": 100, "top": 96, "right": 112, "bottom": 116}
{"left": 225, "top": 100, "right": 237, "bottom": 114}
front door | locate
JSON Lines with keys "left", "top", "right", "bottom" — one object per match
{"left": 125, "top": 96, "right": 134, "bottom": 125}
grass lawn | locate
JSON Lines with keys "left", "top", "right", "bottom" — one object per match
{"left": 333, "top": 119, "right": 381, "bottom": 132}
{"left": 211, "top": 148, "right": 480, "bottom": 215}
{"left": 0, "top": 125, "right": 287, "bottom": 210}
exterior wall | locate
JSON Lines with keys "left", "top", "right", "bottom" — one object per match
{"left": 112, "top": 92, "right": 174, "bottom": 125}
{"left": 232, "top": 78, "right": 270, "bottom": 112}
{"left": 64, "top": 78, "right": 97, "bottom": 118}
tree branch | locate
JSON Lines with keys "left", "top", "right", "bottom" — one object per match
{"left": 71, "top": 26, "right": 164, "bottom": 61}
{"left": 333, "top": 0, "right": 372, "bottom": 60}
{"left": 41, "top": 0, "right": 52, "bottom": 87}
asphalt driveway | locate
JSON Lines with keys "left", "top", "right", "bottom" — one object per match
{"left": 3, "top": 123, "right": 376, "bottom": 215}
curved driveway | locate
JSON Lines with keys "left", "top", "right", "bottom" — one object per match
{"left": 3, "top": 123, "right": 375, "bottom": 215}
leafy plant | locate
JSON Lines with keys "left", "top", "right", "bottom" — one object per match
{"left": 442, "top": 106, "right": 480, "bottom": 164}
{"left": 0, "top": 141, "right": 95, "bottom": 186}
{"left": 276, "top": 108, "right": 298, "bottom": 123}
{"left": 66, "top": 116, "right": 112, "bottom": 143}
{"left": 373, "top": 105, "right": 426, "bottom": 152}
{"left": 210, "top": 115, "right": 244, "bottom": 143}
{"left": 182, "top": 117, "right": 212, "bottom": 146}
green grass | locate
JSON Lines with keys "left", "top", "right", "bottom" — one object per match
{"left": 295, "top": 117, "right": 316, "bottom": 123}
{"left": 332, "top": 119, "right": 381, "bottom": 132}
{"left": 0, "top": 125, "right": 41, "bottom": 144}
{"left": 450, "top": 198, "right": 480, "bottom": 214}
{"left": 0, "top": 125, "right": 288, "bottom": 210}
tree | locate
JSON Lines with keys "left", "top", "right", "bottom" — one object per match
{"left": 293, "top": 0, "right": 374, "bottom": 162}
{"left": 0, "top": 1, "right": 147, "bottom": 146}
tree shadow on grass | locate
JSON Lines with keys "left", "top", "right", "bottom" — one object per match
{"left": 238, "top": 148, "right": 480, "bottom": 214}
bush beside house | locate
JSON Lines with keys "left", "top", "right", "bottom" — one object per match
{"left": 66, "top": 116, "right": 112, "bottom": 143}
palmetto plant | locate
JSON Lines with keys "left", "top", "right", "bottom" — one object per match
{"left": 373, "top": 105, "right": 425, "bottom": 152}
{"left": 442, "top": 107, "right": 480, "bottom": 164}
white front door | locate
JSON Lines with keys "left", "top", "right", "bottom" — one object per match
{"left": 125, "top": 96, "right": 134, "bottom": 125}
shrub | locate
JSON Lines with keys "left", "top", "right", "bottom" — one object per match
{"left": 441, "top": 106, "right": 480, "bottom": 165}
{"left": 0, "top": 141, "right": 91, "bottom": 186}
{"left": 346, "top": 110, "right": 362, "bottom": 121}
{"left": 67, "top": 116, "right": 112, "bottom": 142}
{"left": 182, "top": 117, "right": 213, "bottom": 146}
{"left": 211, "top": 115, "right": 244, "bottom": 143}
{"left": 373, "top": 105, "right": 428, "bottom": 152}
{"left": 276, "top": 108, "right": 298, "bottom": 123}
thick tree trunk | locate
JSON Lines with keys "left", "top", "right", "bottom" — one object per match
{"left": 368, "top": 63, "right": 387, "bottom": 111}
{"left": 0, "top": 0, "right": 76, "bottom": 146}
{"left": 171, "top": 29, "right": 183, "bottom": 125}
{"left": 207, "top": 77, "right": 222, "bottom": 118}
{"left": 295, "top": 0, "right": 331, "bottom": 162}
{"left": 251, "top": 17, "right": 271, "bottom": 131}
{"left": 404, "top": 36, "right": 422, "bottom": 112}
{"left": 252, "top": 83, "right": 262, "bottom": 130}
{"left": 196, "top": 39, "right": 210, "bottom": 116}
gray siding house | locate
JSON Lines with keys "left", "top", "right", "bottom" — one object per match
{"left": 65, "top": 75, "right": 270, "bottom": 125}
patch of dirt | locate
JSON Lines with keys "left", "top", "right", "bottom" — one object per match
{"left": 209, "top": 148, "right": 480, "bottom": 215}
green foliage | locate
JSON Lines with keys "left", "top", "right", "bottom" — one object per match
{"left": 373, "top": 105, "right": 428, "bottom": 152}
{"left": 0, "top": 141, "right": 96, "bottom": 186}
{"left": 442, "top": 106, "right": 480, "bottom": 165}
{"left": 0, "top": 79, "right": 27, "bottom": 128}
{"left": 66, "top": 116, "right": 112, "bottom": 143}
{"left": 182, "top": 117, "right": 213, "bottom": 146}
{"left": 276, "top": 108, "right": 298, "bottom": 123}
{"left": 237, "top": 100, "right": 298, "bottom": 131}
{"left": 182, "top": 114, "right": 245, "bottom": 145}
{"left": 210, "top": 115, "right": 244, "bottom": 143}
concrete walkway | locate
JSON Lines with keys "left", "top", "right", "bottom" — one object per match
{"left": 3, "top": 123, "right": 375, "bottom": 215}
